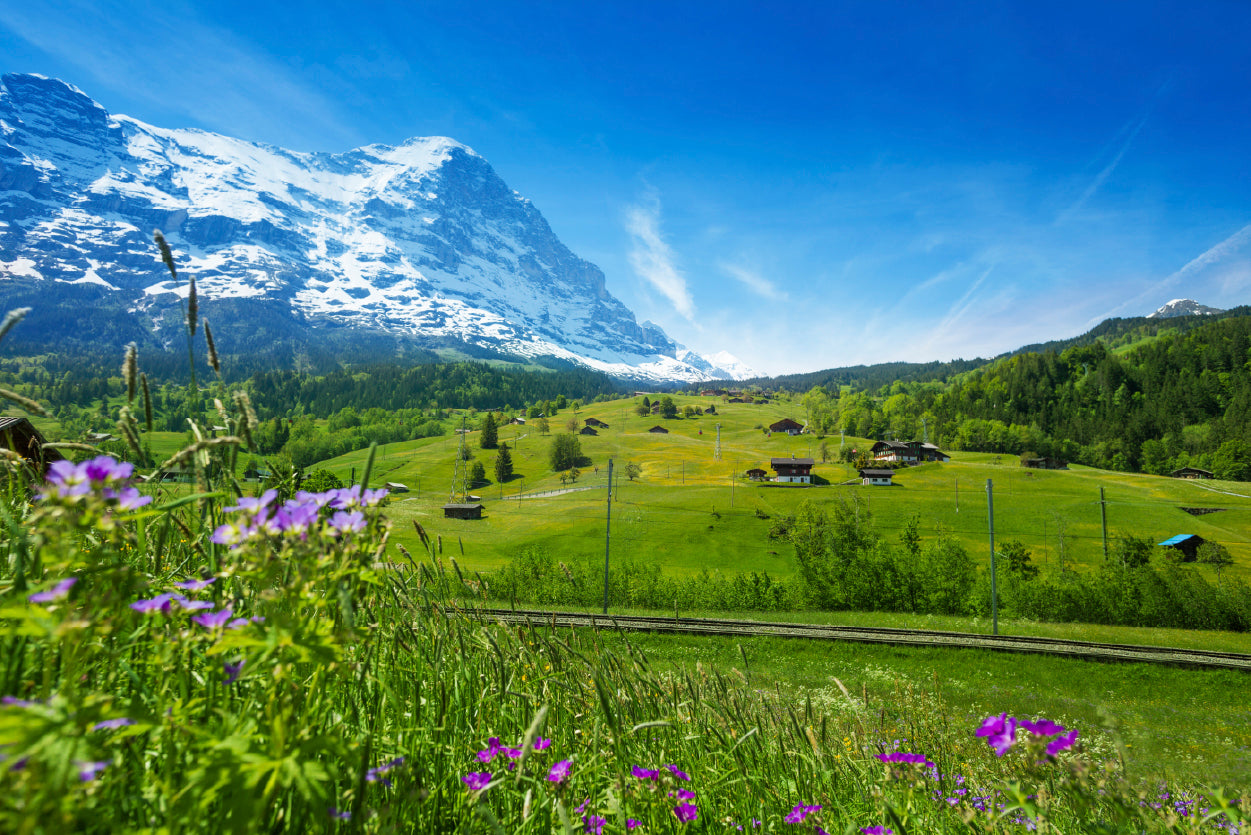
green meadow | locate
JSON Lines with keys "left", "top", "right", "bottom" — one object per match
{"left": 308, "top": 394, "right": 1251, "bottom": 581}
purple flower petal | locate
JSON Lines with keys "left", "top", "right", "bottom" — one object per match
{"left": 547, "top": 759, "right": 571, "bottom": 783}
{"left": 76, "top": 759, "right": 111, "bottom": 782}
{"left": 224, "top": 659, "right": 245, "bottom": 685}
{"left": 672, "top": 802, "right": 698, "bottom": 823}
{"left": 191, "top": 607, "right": 234, "bottom": 630}
{"left": 665, "top": 763, "right": 690, "bottom": 781}
{"left": 462, "top": 771, "right": 491, "bottom": 790}
{"left": 130, "top": 593, "right": 175, "bottom": 614}
{"left": 632, "top": 765, "right": 659, "bottom": 780}
{"left": 533, "top": 737, "right": 552, "bottom": 750}
{"left": 1046, "top": 729, "right": 1079, "bottom": 756}
{"left": 174, "top": 578, "right": 216, "bottom": 592}
{"left": 91, "top": 717, "right": 135, "bottom": 731}
{"left": 28, "top": 577, "right": 76, "bottom": 604}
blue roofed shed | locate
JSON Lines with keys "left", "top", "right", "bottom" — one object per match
{"left": 1158, "top": 534, "right": 1205, "bottom": 562}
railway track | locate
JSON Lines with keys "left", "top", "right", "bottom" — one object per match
{"left": 472, "top": 608, "right": 1251, "bottom": 672}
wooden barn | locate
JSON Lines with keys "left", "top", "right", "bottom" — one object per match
{"left": 579, "top": 426, "right": 598, "bottom": 436}
{"left": 0, "top": 416, "right": 63, "bottom": 473}
{"left": 583, "top": 417, "right": 609, "bottom": 428}
{"left": 745, "top": 467, "right": 768, "bottom": 481}
{"left": 1171, "top": 467, "right": 1214, "bottom": 480}
{"left": 648, "top": 425, "right": 669, "bottom": 434}
{"left": 1022, "top": 457, "right": 1068, "bottom": 470}
{"left": 1158, "top": 534, "right": 1205, "bottom": 562}
{"left": 443, "top": 502, "right": 484, "bottom": 520}
{"left": 769, "top": 418, "right": 804, "bottom": 436}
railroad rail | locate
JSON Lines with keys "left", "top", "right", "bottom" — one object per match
{"left": 471, "top": 608, "right": 1251, "bottom": 672}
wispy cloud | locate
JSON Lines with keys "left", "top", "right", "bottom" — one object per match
{"left": 719, "top": 262, "right": 787, "bottom": 301}
{"left": 0, "top": 0, "right": 362, "bottom": 150}
{"left": 625, "top": 193, "right": 695, "bottom": 320}
{"left": 1056, "top": 113, "right": 1150, "bottom": 225}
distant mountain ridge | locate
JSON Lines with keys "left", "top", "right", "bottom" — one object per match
{"left": 0, "top": 73, "right": 752, "bottom": 383}
{"left": 1147, "top": 299, "right": 1223, "bottom": 319}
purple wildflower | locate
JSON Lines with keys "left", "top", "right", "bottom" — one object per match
{"left": 1020, "top": 718, "right": 1066, "bottom": 737}
{"left": 76, "top": 759, "right": 111, "bottom": 782}
{"left": 676, "top": 788, "right": 695, "bottom": 800}
{"left": 477, "top": 737, "right": 503, "bottom": 762}
{"left": 861, "top": 828, "right": 893, "bottom": 835}
{"left": 113, "top": 487, "right": 151, "bottom": 510}
{"left": 673, "top": 802, "right": 698, "bottom": 823}
{"left": 574, "top": 798, "right": 589, "bottom": 815}
{"left": 1046, "top": 729, "right": 1079, "bottom": 756}
{"left": 28, "top": 577, "right": 76, "bottom": 604}
{"left": 224, "top": 659, "right": 245, "bottom": 684}
{"left": 584, "top": 815, "right": 607, "bottom": 834}
{"left": 175, "top": 598, "right": 215, "bottom": 612}
{"left": 227, "top": 490, "right": 278, "bottom": 514}
{"left": 533, "top": 737, "right": 552, "bottom": 750}
{"left": 785, "top": 804, "right": 822, "bottom": 824}
{"left": 130, "top": 593, "right": 176, "bottom": 614}
{"left": 328, "top": 808, "right": 351, "bottom": 820}
{"left": 91, "top": 717, "right": 135, "bottom": 731}
{"left": 463, "top": 771, "right": 491, "bottom": 791}
{"left": 1, "top": 696, "right": 41, "bottom": 708}
{"left": 976, "top": 713, "right": 1017, "bottom": 756}
{"left": 632, "top": 765, "right": 660, "bottom": 780}
{"left": 329, "top": 509, "right": 366, "bottom": 534}
{"left": 174, "top": 578, "right": 216, "bottom": 592}
{"left": 191, "top": 607, "right": 234, "bottom": 630}
{"left": 366, "top": 756, "right": 405, "bottom": 788}
{"left": 626, "top": 820, "right": 642, "bottom": 830}
{"left": 665, "top": 763, "right": 690, "bottom": 781}
{"left": 548, "top": 759, "right": 571, "bottom": 783}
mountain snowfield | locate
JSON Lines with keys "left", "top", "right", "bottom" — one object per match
{"left": 0, "top": 73, "right": 753, "bottom": 383}
{"left": 1146, "top": 299, "right": 1224, "bottom": 319}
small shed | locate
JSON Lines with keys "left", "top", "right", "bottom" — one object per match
{"left": 745, "top": 467, "right": 768, "bottom": 481}
{"left": 859, "top": 468, "right": 895, "bottom": 486}
{"left": 242, "top": 467, "right": 273, "bottom": 482}
{"left": 1022, "top": 457, "right": 1067, "bottom": 470}
{"left": 0, "top": 417, "right": 64, "bottom": 473}
{"left": 648, "top": 425, "right": 669, "bottom": 434}
{"left": 584, "top": 417, "right": 609, "bottom": 428}
{"left": 1171, "top": 467, "right": 1214, "bottom": 480}
{"left": 1158, "top": 534, "right": 1204, "bottom": 562}
{"left": 507, "top": 417, "right": 526, "bottom": 425}
{"left": 385, "top": 482, "right": 409, "bottom": 493}
{"left": 579, "top": 426, "right": 598, "bottom": 436}
{"left": 443, "top": 502, "right": 485, "bottom": 520}
{"left": 769, "top": 418, "right": 804, "bottom": 436}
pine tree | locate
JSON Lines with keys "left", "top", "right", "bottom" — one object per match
{"left": 494, "top": 442, "right": 514, "bottom": 482}
{"left": 480, "top": 412, "right": 498, "bottom": 449}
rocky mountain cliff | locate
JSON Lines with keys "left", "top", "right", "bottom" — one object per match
{"left": 0, "top": 73, "right": 751, "bottom": 382}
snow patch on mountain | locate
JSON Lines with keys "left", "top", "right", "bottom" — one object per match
{"left": 0, "top": 72, "right": 750, "bottom": 383}
{"left": 1147, "top": 299, "right": 1223, "bottom": 319}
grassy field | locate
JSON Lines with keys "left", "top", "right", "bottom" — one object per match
{"left": 304, "top": 394, "right": 1251, "bottom": 581}
{"left": 597, "top": 627, "right": 1251, "bottom": 789}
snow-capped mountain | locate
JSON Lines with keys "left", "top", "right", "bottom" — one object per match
{"left": 1147, "top": 299, "right": 1224, "bottom": 319}
{"left": 0, "top": 73, "right": 751, "bottom": 383}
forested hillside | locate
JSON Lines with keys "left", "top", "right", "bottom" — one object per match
{"left": 798, "top": 313, "right": 1251, "bottom": 478}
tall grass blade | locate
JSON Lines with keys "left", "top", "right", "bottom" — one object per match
{"left": 0, "top": 307, "right": 30, "bottom": 346}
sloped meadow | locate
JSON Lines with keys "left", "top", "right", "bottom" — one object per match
{"left": 0, "top": 285, "right": 1247, "bottom": 833}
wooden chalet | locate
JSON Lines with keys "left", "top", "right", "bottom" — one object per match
{"left": 579, "top": 426, "right": 598, "bottom": 436}
{"left": 770, "top": 456, "right": 814, "bottom": 484}
{"left": 385, "top": 482, "right": 409, "bottom": 493}
{"left": 745, "top": 467, "right": 768, "bottom": 481}
{"left": 1022, "top": 457, "right": 1067, "bottom": 470}
{"left": 1158, "top": 534, "right": 1205, "bottom": 561}
{"left": 583, "top": 417, "right": 609, "bottom": 428}
{"left": 0, "top": 417, "right": 63, "bottom": 474}
{"left": 871, "top": 441, "right": 915, "bottom": 463}
{"left": 507, "top": 417, "right": 526, "bottom": 425}
{"left": 1171, "top": 467, "right": 1214, "bottom": 480}
{"left": 907, "top": 442, "right": 950, "bottom": 462}
{"left": 769, "top": 418, "right": 804, "bottom": 436}
{"left": 443, "top": 502, "right": 485, "bottom": 520}
{"left": 859, "top": 468, "right": 895, "bottom": 486}
{"left": 647, "top": 425, "right": 669, "bottom": 434}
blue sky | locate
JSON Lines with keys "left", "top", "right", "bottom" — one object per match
{"left": 4, "top": 1, "right": 1250, "bottom": 375}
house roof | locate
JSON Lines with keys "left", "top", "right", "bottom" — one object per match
{"left": 769, "top": 418, "right": 803, "bottom": 430}
{"left": 746, "top": 467, "right": 767, "bottom": 474}
{"left": 770, "top": 457, "right": 814, "bottom": 467}
{"left": 859, "top": 468, "right": 896, "bottom": 477}
{"left": 443, "top": 502, "right": 485, "bottom": 510}
{"left": 648, "top": 425, "right": 668, "bottom": 433}
{"left": 1159, "top": 534, "right": 1202, "bottom": 547}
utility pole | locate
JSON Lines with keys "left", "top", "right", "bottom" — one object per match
{"left": 602, "top": 458, "right": 614, "bottom": 614}
{"left": 715, "top": 423, "right": 721, "bottom": 460}
{"left": 1100, "top": 486, "right": 1109, "bottom": 561}
{"left": 987, "top": 478, "right": 998, "bottom": 636}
